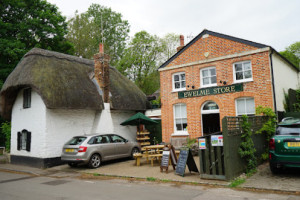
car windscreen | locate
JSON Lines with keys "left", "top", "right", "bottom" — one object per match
{"left": 276, "top": 126, "right": 300, "bottom": 136}
{"left": 66, "top": 137, "right": 87, "bottom": 145}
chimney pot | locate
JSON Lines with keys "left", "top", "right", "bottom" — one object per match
{"left": 180, "top": 35, "right": 184, "bottom": 46}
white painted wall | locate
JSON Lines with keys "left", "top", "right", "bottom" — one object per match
{"left": 11, "top": 89, "right": 47, "bottom": 158}
{"left": 272, "top": 53, "right": 300, "bottom": 112}
{"left": 145, "top": 108, "right": 161, "bottom": 118}
{"left": 111, "top": 110, "right": 137, "bottom": 142}
{"left": 45, "top": 109, "right": 96, "bottom": 158}
{"left": 11, "top": 90, "right": 138, "bottom": 159}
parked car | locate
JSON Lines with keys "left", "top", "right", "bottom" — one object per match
{"left": 61, "top": 134, "right": 141, "bottom": 168}
{"left": 269, "top": 117, "right": 300, "bottom": 174}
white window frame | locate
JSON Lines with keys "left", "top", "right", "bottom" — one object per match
{"left": 172, "top": 72, "right": 186, "bottom": 92}
{"left": 233, "top": 61, "right": 253, "bottom": 83}
{"left": 235, "top": 97, "right": 255, "bottom": 116}
{"left": 172, "top": 103, "right": 188, "bottom": 136}
{"left": 200, "top": 67, "right": 217, "bottom": 88}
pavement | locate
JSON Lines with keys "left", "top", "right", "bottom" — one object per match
{"left": 0, "top": 156, "right": 300, "bottom": 195}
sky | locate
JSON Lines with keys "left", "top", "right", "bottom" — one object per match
{"left": 47, "top": 0, "right": 300, "bottom": 51}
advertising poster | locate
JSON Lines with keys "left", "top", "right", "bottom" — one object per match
{"left": 211, "top": 135, "right": 223, "bottom": 146}
{"left": 199, "top": 138, "right": 206, "bottom": 149}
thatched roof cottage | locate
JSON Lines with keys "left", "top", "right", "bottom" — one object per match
{"left": 0, "top": 47, "right": 149, "bottom": 168}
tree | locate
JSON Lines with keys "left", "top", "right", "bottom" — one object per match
{"left": 116, "top": 31, "right": 163, "bottom": 95}
{"left": 67, "top": 4, "right": 130, "bottom": 66}
{"left": 0, "top": 0, "right": 74, "bottom": 87}
{"left": 280, "top": 41, "right": 300, "bottom": 69}
{"left": 159, "top": 33, "right": 180, "bottom": 65}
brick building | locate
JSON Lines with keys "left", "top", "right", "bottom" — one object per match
{"left": 158, "top": 30, "right": 299, "bottom": 144}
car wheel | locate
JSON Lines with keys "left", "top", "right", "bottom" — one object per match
{"left": 68, "top": 162, "right": 78, "bottom": 168}
{"left": 270, "top": 163, "right": 281, "bottom": 174}
{"left": 131, "top": 147, "right": 140, "bottom": 159}
{"left": 89, "top": 154, "right": 101, "bottom": 168}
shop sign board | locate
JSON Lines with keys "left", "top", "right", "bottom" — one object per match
{"left": 211, "top": 135, "right": 223, "bottom": 146}
{"left": 199, "top": 138, "right": 206, "bottom": 149}
{"left": 178, "top": 83, "right": 243, "bottom": 99}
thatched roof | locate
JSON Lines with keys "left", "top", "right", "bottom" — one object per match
{"left": 0, "top": 48, "right": 149, "bottom": 120}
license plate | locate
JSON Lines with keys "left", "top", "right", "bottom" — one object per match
{"left": 65, "top": 149, "right": 74, "bottom": 152}
{"left": 287, "top": 142, "right": 300, "bottom": 147}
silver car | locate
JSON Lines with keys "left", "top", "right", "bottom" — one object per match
{"left": 61, "top": 134, "right": 140, "bottom": 168}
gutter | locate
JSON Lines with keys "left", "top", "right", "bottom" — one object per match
{"left": 269, "top": 49, "right": 277, "bottom": 114}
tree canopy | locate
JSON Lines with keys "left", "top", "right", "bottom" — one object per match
{"left": 0, "top": 0, "right": 74, "bottom": 88}
{"left": 116, "top": 31, "right": 163, "bottom": 95}
{"left": 280, "top": 41, "right": 300, "bottom": 69}
{"left": 67, "top": 4, "right": 130, "bottom": 66}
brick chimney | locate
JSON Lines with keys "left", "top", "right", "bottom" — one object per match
{"left": 176, "top": 35, "right": 185, "bottom": 52}
{"left": 94, "top": 43, "right": 110, "bottom": 103}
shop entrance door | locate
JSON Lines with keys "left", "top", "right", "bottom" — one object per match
{"left": 201, "top": 101, "right": 220, "bottom": 135}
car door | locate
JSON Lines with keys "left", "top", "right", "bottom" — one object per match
{"left": 93, "top": 135, "right": 115, "bottom": 161}
{"left": 110, "top": 134, "right": 131, "bottom": 158}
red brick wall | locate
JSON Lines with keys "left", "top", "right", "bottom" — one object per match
{"left": 167, "top": 35, "right": 258, "bottom": 67}
{"left": 160, "top": 35, "right": 273, "bottom": 143}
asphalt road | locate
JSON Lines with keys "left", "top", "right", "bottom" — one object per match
{"left": 0, "top": 171, "right": 299, "bottom": 200}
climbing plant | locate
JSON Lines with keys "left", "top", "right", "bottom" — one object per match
{"left": 255, "top": 106, "right": 277, "bottom": 160}
{"left": 238, "top": 115, "right": 257, "bottom": 173}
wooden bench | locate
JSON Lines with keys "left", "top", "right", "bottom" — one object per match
{"left": 148, "top": 154, "right": 163, "bottom": 166}
{"left": 133, "top": 153, "right": 143, "bottom": 166}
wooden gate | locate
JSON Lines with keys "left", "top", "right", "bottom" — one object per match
{"left": 198, "top": 132, "right": 225, "bottom": 180}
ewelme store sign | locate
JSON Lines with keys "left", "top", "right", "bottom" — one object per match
{"left": 178, "top": 84, "right": 243, "bottom": 99}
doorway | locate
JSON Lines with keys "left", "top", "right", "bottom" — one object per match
{"left": 201, "top": 101, "right": 220, "bottom": 135}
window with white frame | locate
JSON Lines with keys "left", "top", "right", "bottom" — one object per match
{"left": 233, "top": 61, "right": 252, "bottom": 82}
{"left": 235, "top": 97, "right": 255, "bottom": 116}
{"left": 174, "top": 103, "right": 188, "bottom": 133}
{"left": 173, "top": 72, "right": 186, "bottom": 91}
{"left": 200, "top": 67, "right": 217, "bottom": 87}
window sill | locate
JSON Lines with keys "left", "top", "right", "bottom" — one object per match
{"left": 234, "top": 79, "right": 253, "bottom": 84}
{"left": 199, "top": 84, "right": 217, "bottom": 89}
{"left": 171, "top": 132, "right": 189, "bottom": 136}
{"left": 172, "top": 88, "right": 186, "bottom": 93}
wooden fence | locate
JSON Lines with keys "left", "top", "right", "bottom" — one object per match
{"left": 199, "top": 116, "right": 268, "bottom": 180}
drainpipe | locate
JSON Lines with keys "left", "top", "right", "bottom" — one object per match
{"left": 269, "top": 49, "right": 277, "bottom": 114}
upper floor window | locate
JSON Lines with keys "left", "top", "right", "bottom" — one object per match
{"left": 200, "top": 67, "right": 217, "bottom": 87}
{"left": 23, "top": 88, "right": 31, "bottom": 109}
{"left": 174, "top": 103, "right": 188, "bottom": 133}
{"left": 235, "top": 97, "right": 255, "bottom": 116}
{"left": 173, "top": 72, "right": 186, "bottom": 91}
{"left": 233, "top": 61, "right": 253, "bottom": 83}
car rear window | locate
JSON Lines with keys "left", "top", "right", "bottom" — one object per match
{"left": 276, "top": 126, "right": 300, "bottom": 136}
{"left": 66, "top": 137, "right": 87, "bottom": 145}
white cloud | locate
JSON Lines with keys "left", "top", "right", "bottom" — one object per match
{"left": 47, "top": 0, "right": 300, "bottom": 51}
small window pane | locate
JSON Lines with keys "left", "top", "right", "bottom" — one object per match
{"left": 235, "top": 64, "right": 243, "bottom": 72}
{"left": 180, "top": 74, "right": 185, "bottom": 80}
{"left": 210, "top": 68, "right": 216, "bottom": 76}
{"left": 175, "top": 82, "right": 180, "bottom": 89}
{"left": 211, "top": 76, "right": 217, "bottom": 84}
{"left": 174, "top": 75, "right": 179, "bottom": 81}
{"left": 244, "top": 62, "right": 251, "bottom": 70}
{"left": 181, "top": 81, "right": 186, "bottom": 88}
{"left": 237, "top": 99, "right": 246, "bottom": 115}
{"left": 202, "top": 69, "right": 208, "bottom": 77}
{"left": 246, "top": 98, "right": 255, "bottom": 114}
{"left": 236, "top": 72, "right": 243, "bottom": 80}
{"left": 203, "top": 77, "right": 209, "bottom": 85}
{"left": 175, "top": 105, "right": 181, "bottom": 118}
{"left": 244, "top": 70, "right": 252, "bottom": 79}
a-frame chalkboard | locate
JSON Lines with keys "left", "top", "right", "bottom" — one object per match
{"left": 160, "top": 151, "right": 170, "bottom": 173}
{"left": 175, "top": 148, "right": 199, "bottom": 177}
